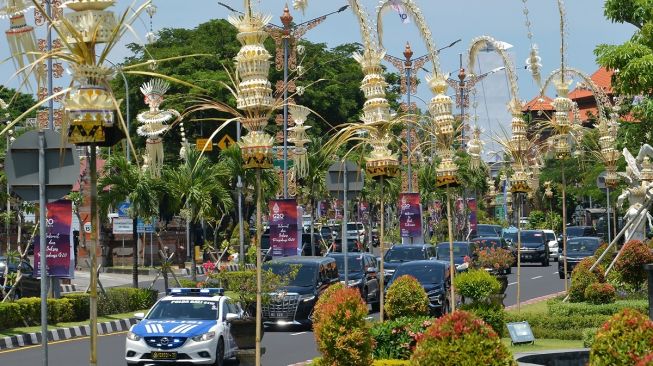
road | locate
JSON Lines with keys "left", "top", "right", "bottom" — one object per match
{"left": 0, "top": 263, "right": 564, "bottom": 366}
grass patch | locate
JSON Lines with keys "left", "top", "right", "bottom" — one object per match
{"left": 503, "top": 338, "right": 584, "bottom": 353}
{"left": 0, "top": 309, "right": 148, "bottom": 337}
{"left": 507, "top": 300, "right": 549, "bottom": 314}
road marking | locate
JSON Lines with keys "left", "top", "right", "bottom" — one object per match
{"left": 365, "top": 316, "right": 373, "bottom": 320}
{"left": 290, "top": 331, "right": 307, "bottom": 336}
{"left": 0, "top": 331, "right": 129, "bottom": 354}
{"left": 508, "top": 282, "right": 517, "bottom": 286}
{"left": 531, "top": 276, "right": 543, "bottom": 280}
{"left": 553, "top": 272, "right": 559, "bottom": 274}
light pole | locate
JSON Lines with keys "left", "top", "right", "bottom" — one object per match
{"left": 105, "top": 60, "right": 131, "bottom": 161}
{"left": 4, "top": 121, "right": 14, "bottom": 257}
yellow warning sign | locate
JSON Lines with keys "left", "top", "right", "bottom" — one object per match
{"left": 217, "top": 135, "right": 236, "bottom": 150}
{"left": 196, "top": 138, "right": 213, "bottom": 152}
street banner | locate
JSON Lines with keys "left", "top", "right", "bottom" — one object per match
{"left": 358, "top": 201, "right": 369, "bottom": 222}
{"left": 429, "top": 201, "right": 442, "bottom": 225}
{"left": 34, "top": 199, "right": 74, "bottom": 278}
{"left": 455, "top": 198, "right": 465, "bottom": 233}
{"left": 399, "top": 193, "right": 422, "bottom": 238}
{"left": 269, "top": 199, "right": 299, "bottom": 257}
{"left": 334, "top": 199, "right": 343, "bottom": 220}
{"left": 468, "top": 198, "right": 478, "bottom": 234}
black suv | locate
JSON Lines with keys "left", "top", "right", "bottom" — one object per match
{"left": 382, "top": 244, "right": 437, "bottom": 281}
{"left": 326, "top": 253, "right": 380, "bottom": 309}
{"left": 518, "top": 230, "right": 550, "bottom": 266}
{"left": 475, "top": 224, "right": 503, "bottom": 239}
{"left": 558, "top": 226, "right": 598, "bottom": 247}
{"left": 387, "top": 260, "right": 451, "bottom": 316}
{"left": 262, "top": 256, "right": 338, "bottom": 326}
{"left": 0, "top": 257, "right": 39, "bottom": 299}
{"left": 558, "top": 237, "right": 602, "bottom": 279}
{"left": 471, "top": 236, "right": 516, "bottom": 273}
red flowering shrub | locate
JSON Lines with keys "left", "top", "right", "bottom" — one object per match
{"left": 636, "top": 352, "right": 653, "bottom": 366}
{"left": 593, "top": 243, "right": 614, "bottom": 262}
{"left": 313, "top": 287, "right": 373, "bottom": 366}
{"left": 410, "top": 310, "right": 515, "bottom": 366}
{"left": 474, "top": 246, "right": 513, "bottom": 272}
{"left": 584, "top": 283, "right": 616, "bottom": 305}
{"left": 614, "top": 240, "right": 653, "bottom": 290}
{"left": 385, "top": 276, "right": 429, "bottom": 320}
{"left": 569, "top": 257, "right": 605, "bottom": 303}
{"left": 590, "top": 308, "right": 653, "bottom": 366}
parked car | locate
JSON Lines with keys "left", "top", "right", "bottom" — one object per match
{"left": 319, "top": 226, "right": 334, "bottom": 244}
{"left": 543, "top": 229, "right": 559, "bottom": 262}
{"left": 475, "top": 224, "right": 503, "bottom": 239}
{"left": 517, "top": 230, "right": 550, "bottom": 266}
{"left": 558, "top": 226, "right": 598, "bottom": 248}
{"left": 558, "top": 236, "right": 602, "bottom": 279}
{"left": 470, "top": 236, "right": 515, "bottom": 273}
{"left": 331, "top": 237, "right": 363, "bottom": 253}
{"left": 435, "top": 242, "right": 472, "bottom": 271}
{"left": 262, "top": 256, "right": 338, "bottom": 326}
{"left": 347, "top": 222, "right": 366, "bottom": 245}
{"left": 326, "top": 253, "right": 380, "bottom": 309}
{"left": 300, "top": 233, "right": 323, "bottom": 256}
{"left": 382, "top": 244, "right": 437, "bottom": 281}
{"left": 0, "top": 257, "right": 39, "bottom": 299}
{"left": 386, "top": 260, "right": 451, "bottom": 316}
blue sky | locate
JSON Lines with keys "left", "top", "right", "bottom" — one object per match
{"left": 0, "top": 0, "right": 634, "bottom": 155}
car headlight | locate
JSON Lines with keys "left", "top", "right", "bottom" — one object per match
{"left": 456, "top": 262, "right": 469, "bottom": 271}
{"left": 127, "top": 331, "right": 141, "bottom": 341}
{"left": 300, "top": 294, "right": 316, "bottom": 302}
{"left": 538, "top": 245, "right": 545, "bottom": 251}
{"left": 347, "top": 279, "right": 362, "bottom": 287}
{"left": 191, "top": 331, "right": 216, "bottom": 342}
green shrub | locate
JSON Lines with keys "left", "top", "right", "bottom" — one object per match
{"left": 47, "top": 298, "right": 74, "bottom": 323}
{"left": 177, "top": 278, "right": 198, "bottom": 288}
{"left": 373, "top": 361, "right": 410, "bottom": 366}
{"left": 15, "top": 297, "right": 41, "bottom": 325}
{"left": 98, "top": 288, "right": 157, "bottom": 316}
{"left": 593, "top": 243, "right": 614, "bottom": 262}
{"left": 547, "top": 298, "right": 649, "bottom": 317}
{"left": 62, "top": 293, "right": 90, "bottom": 321}
{"left": 590, "top": 308, "right": 653, "bottom": 366}
{"left": 582, "top": 328, "right": 597, "bottom": 348}
{"left": 614, "top": 240, "right": 653, "bottom": 291}
{"left": 461, "top": 302, "right": 506, "bottom": 337}
{"left": 569, "top": 257, "right": 605, "bottom": 302}
{"left": 0, "top": 302, "right": 22, "bottom": 330}
{"left": 454, "top": 269, "right": 500, "bottom": 303}
{"left": 370, "top": 316, "right": 433, "bottom": 360}
{"left": 505, "top": 312, "right": 609, "bottom": 340}
{"left": 385, "top": 276, "right": 429, "bottom": 320}
{"left": 13, "top": 297, "right": 74, "bottom": 325}
{"left": 411, "top": 310, "right": 516, "bottom": 366}
{"left": 129, "top": 288, "right": 157, "bottom": 310}
{"left": 584, "top": 283, "right": 616, "bottom": 305}
{"left": 313, "top": 287, "right": 373, "bottom": 366}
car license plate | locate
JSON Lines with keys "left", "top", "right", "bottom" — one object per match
{"left": 523, "top": 255, "right": 531, "bottom": 259}
{"left": 151, "top": 351, "right": 177, "bottom": 360}
{"left": 271, "top": 312, "right": 283, "bottom": 318}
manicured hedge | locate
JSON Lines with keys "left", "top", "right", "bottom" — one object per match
{"left": 0, "top": 288, "right": 158, "bottom": 331}
{"left": 547, "top": 298, "right": 648, "bottom": 317}
{"left": 505, "top": 312, "right": 609, "bottom": 340}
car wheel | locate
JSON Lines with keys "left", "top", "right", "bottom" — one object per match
{"left": 505, "top": 267, "right": 512, "bottom": 275}
{"left": 361, "top": 287, "right": 369, "bottom": 303}
{"left": 370, "top": 299, "right": 380, "bottom": 313}
{"left": 554, "top": 256, "right": 559, "bottom": 262}
{"left": 214, "top": 338, "right": 225, "bottom": 366}
{"left": 542, "top": 257, "right": 548, "bottom": 267}
{"left": 559, "top": 271, "right": 565, "bottom": 279}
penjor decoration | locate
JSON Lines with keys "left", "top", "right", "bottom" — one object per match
{"left": 1, "top": 0, "right": 42, "bottom": 88}
{"left": 136, "top": 79, "right": 178, "bottom": 177}
{"left": 288, "top": 104, "right": 311, "bottom": 179}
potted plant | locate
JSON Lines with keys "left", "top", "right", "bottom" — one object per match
{"left": 473, "top": 247, "right": 513, "bottom": 294}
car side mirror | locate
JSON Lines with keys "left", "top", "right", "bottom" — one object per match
{"left": 134, "top": 312, "right": 145, "bottom": 320}
{"left": 225, "top": 313, "right": 240, "bottom": 322}
{"left": 366, "top": 267, "right": 376, "bottom": 274}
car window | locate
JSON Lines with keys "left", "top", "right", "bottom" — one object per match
{"left": 20, "top": 261, "right": 33, "bottom": 273}
{"left": 384, "top": 247, "right": 426, "bottom": 262}
{"left": 545, "top": 232, "right": 556, "bottom": 241}
{"left": 568, "top": 239, "right": 600, "bottom": 253}
{"left": 147, "top": 300, "right": 219, "bottom": 320}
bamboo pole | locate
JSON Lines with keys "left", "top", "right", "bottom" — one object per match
{"left": 446, "top": 188, "right": 456, "bottom": 312}
{"left": 562, "top": 166, "right": 568, "bottom": 292}
{"left": 255, "top": 169, "right": 262, "bottom": 366}
{"left": 379, "top": 176, "right": 385, "bottom": 322}
{"left": 516, "top": 193, "right": 522, "bottom": 313}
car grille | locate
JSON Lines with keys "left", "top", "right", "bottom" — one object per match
{"left": 427, "top": 290, "right": 443, "bottom": 305}
{"left": 263, "top": 293, "right": 300, "bottom": 320}
{"left": 144, "top": 336, "right": 187, "bottom": 349}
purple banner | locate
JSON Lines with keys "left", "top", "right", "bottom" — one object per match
{"left": 34, "top": 199, "right": 74, "bottom": 278}
{"left": 358, "top": 201, "right": 369, "bottom": 222}
{"left": 399, "top": 193, "right": 422, "bottom": 238}
{"left": 269, "top": 199, "right": 299, "bottom": 257}
{"left": 468, "top": 198, "right": 478, "bottom": 234}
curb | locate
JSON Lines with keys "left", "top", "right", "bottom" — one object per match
{"left": 0, "top": 318, "right": 137, "bottom": 350}
{"left": 505, "top": 291, "right": 566, "bottom": 311}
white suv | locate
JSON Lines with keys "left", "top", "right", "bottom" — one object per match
{"left": 125, "top": 288, "right": 240, "bottom": 365}
{"left": 347, "top": 222, "right": 366, "bottom": 244}
{"left": 543, "top": 230, "right": 559, "bottom": 262}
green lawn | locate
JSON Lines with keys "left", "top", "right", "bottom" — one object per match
{"left": 503, "top": 338, "right": 585, "bottom": 353}
{"left": 507, "top": 299, "right": 549, "bottom": 314}
{"left": 0, "top": 309, "right": 148, "bottom": 337}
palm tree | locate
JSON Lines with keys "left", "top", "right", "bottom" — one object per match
{"left": 98, "top": 155, "right": 163, "bottom": 288}
{"left": 165, "top": 148, "right": 234, "bottom": 280}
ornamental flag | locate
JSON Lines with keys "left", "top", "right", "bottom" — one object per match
{"left": 390, "top": 0, "right": 411, "bottom": 24}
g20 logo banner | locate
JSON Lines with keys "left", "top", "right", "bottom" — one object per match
{"left": 268, "top": 199, "right": 299, "bottom": 257}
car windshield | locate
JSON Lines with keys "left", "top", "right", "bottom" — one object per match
{"left": 567, "top": 227, "right": 591, "bottom": 237}
{"left": 146, "top": 299, "right": 219, "bottom": 320}
{"left": 260, "top": 235, "right": 270, "bottom": 250}
{"left": 503, "top": 231, "right": 517, "bottom": 242}
{"left": 567, "top": 239, "right": 600, "bottom": 253}
{"left": 545, "top": 232, "right": 556, "bottom": 241}
{"left": 330, "top": 256, "right": 363, "bottom": 273}
{"left": 473, "top": 239, "right": 503, "bottom": 250}
{"left": 263, "top": 262, "right": 316, "bottom": 287}
{"left": 385, "top": 247, "right": 425, "bottom": 262}
{"left": 436, "top": 244, "right": 468, "bottom": 259}
{"left": 347, "top": 223, "right": 361, "bottom": 231}
{"left": 320, "top": 227, "right": 331, "bottom": 235}
{"left": 520, "top": 232, "right": 545, "bottom": 244}
{"left": 478, "top": 225, "right": 501, "bottom": 236}
{"left": 393, "top": 265, "right": 443, "bottom": 285}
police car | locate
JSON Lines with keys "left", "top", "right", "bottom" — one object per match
{"left": 125, "top": 288, "right": 241, "bottom": 365}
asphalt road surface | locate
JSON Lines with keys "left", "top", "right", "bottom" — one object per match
{"left": 0, "top": 263, "right": 564, "bottom": 366}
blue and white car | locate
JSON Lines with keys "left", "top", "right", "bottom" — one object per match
{"left": 125, "top": 288, "right": 240, "bottom": 365}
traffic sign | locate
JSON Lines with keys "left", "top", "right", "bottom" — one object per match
{"left": 217, "top": 135, "right": 236, "bottom": 150}
{"left": 112, "top": 218, "right": 133, "bottom": 234}
{"left": 137, "top": 218, "right": 156, "bottom": 233}
{"left": 117, "top": 201, "right": 131, "bottom": 217}
{"left": 5, "top": 129, "right": 79, "bottom": 202}
{"left": 196, "top": 138, "right": 213, "bottom": 152}
{"left": 83, "top": 222, "right": 92, "bottom": 233}
{"left": 326, "top": 161, "right": 364, "bottom": 201}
